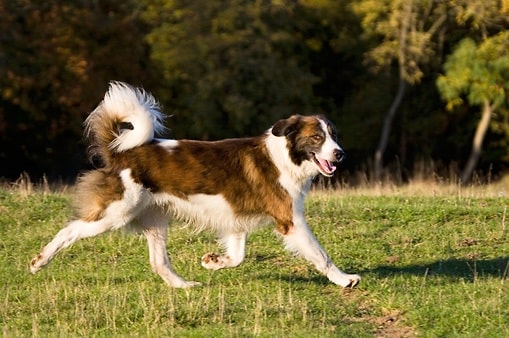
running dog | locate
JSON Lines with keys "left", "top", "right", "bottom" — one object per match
{"left": 30, "top": 82, "right": 361, "bottom": 288}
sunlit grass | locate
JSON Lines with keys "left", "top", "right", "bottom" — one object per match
{"left": 1, "top": 182, "right": 508, "bottom": 337}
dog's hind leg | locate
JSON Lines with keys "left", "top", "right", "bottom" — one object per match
{"left": 30, "top": 169, "right": 147, "bottom": 274}
{"left": 30, "top": 217, "right": 123, "bottom": 273}
{"left": 140, "top": 207, "right": 201, "bottom": 288}
{"left": 201, "top": 232, "right": 247, "bottom": 270}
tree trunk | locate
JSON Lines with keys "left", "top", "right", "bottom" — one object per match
{"left": 373, "top": 0, "right": 412, "bottom": 182}
{"left": 461, "top": 99, "right": 493, "bottom": 184}
{"left": 374, "top": 78, "right": 407, "bottom": 181}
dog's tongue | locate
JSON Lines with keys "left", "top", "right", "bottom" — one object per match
{"left": 316, "top": 156, "right": 336, "bottom": 175}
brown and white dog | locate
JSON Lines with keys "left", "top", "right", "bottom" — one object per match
{"left": 30, "top": 82, "right": 361, "bottom": 288}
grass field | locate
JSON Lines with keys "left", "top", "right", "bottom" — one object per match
{"left": 1, "top": 183, "right": 508, "bottom": 337}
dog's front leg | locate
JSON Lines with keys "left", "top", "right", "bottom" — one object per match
{"left": 281, "top": 215, "right": 361, "bottom": 288}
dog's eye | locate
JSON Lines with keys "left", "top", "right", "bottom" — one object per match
{"left": 311, "top": 135, "right": 323, "bottom": 142}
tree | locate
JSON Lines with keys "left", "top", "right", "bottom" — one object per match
{"left": 143, "top": 0, "right": 332, "bottom": 139}
{"left": 352, "top": 0, "right": 447, "bottom": 181}
{"left": 436, "top": 32, "right": 509, "bottom": 183}
{"left": 0, "top": 1, "right": 153, "bottom": 179}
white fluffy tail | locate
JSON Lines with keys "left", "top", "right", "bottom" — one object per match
{"left": 84, "top": 82, "right": 166, "bottom": 165}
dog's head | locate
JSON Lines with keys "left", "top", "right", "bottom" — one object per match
{"left": 271, "top": 114, "right": 345, "bottom": 177}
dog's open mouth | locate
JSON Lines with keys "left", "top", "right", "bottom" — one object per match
{"left": 312, "top": 153, "right": 336, "bottom": 177}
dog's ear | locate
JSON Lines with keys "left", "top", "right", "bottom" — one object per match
{"left": 271, "top": 115, "right": 301, "bottom": 137}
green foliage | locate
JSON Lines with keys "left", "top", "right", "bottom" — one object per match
{"left": 351, "top": 0, "right": 447, "bottom": 84}
{"left": 0, "top": 0, "right": 154, "bottom": 178}
{"left": 143, "top": 0, "right": 329, "bottom": 139}
{"left": 451, "top": 0, "right": 508, "bottom": 32}
{"left": 1, "top": 0, "right": 509, "bottom": 181}
{"left": 1, "top": 188, "right": 508, "bottom": 336}
{"left": 437, "top": 32, "right": 509, "bottom": 110}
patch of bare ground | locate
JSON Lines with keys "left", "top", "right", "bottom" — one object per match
{"left": 343, "top": 290, "right": 416, "bottom": 338}
{"left": 371, "top": 310, "right": 415, "bottom": 338}
{"left": 349, "top": 310, "right": 416, "bottom": 338}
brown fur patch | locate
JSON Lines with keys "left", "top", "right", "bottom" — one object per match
{"left": 74, "top": 169, "right": 124, "bottom": 221}
{"left": 107, "top": 136, "right": 295, "bottom": 232}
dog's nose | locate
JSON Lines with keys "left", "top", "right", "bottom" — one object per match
{"left": 334, "top": 148, "right": 346, "bottom": 162}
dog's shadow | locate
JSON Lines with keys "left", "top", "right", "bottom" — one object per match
{"left": 251, "top": 256, "right": 508, "bottom": 287}
{"left": 361, "top": 256, "right": 509, "bottom": 283}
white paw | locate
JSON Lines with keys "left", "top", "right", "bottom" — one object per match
{"left": 344, "top": 274, "right": 361, "bottom": 288}
{"left": 30, "top": 254, "right": 45, "bottom": 274}
{"left": 166, "top": 276, "right": 202, "bottom": 288}
{"left": 328, "top": 269, "right": 361, "bottom": 288}
{"left": 201, "top": 252, "right": 227, "bottom": 270}
{"left": 175, "top": 280, "right": 202, "bottom": 288}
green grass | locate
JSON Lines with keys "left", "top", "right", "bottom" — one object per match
{"left": 1, "top": 187, "right": 508, "bottom": 337}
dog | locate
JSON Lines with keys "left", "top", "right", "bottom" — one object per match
{"left": 30, "top": 82, "right": 361, "bottom": 288}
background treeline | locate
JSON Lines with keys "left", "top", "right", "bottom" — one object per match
{"left": 1, "top": 0, "right": 508, "bottom": 184}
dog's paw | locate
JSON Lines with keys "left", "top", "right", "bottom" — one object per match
{"left": 201, "top": 252, "right": 227, "bottom": 270}
{"left": 173, "top": 280, "right": 202, "bottom": 288}
{"left": 29, "top": 254, "right": 44, "bottom": 274}
{"left": 345, "top": 274, "right": 361, "bottom": 288}
{"left": 328, "top": 270, "right": 361, "bottom": 288}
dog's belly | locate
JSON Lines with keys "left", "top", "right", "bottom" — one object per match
{"left": 152, "top": 192, "right": 272, "bottom": 232}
